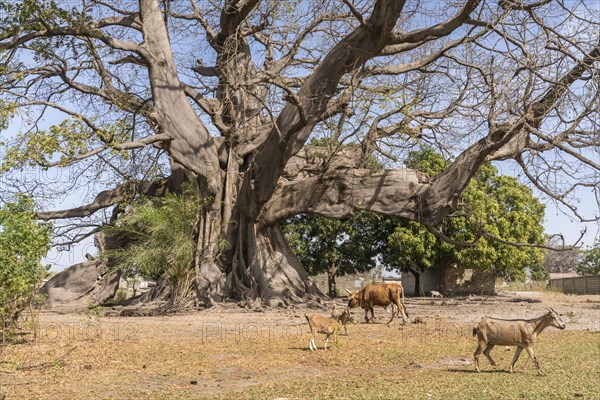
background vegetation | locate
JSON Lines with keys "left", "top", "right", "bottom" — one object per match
{"left": 0, "top": 195, "right": 51, "bottom": 332}
{"left": 284, "top": 148, "right": 546, "bottom": 295}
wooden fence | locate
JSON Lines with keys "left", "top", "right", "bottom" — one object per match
{"left": 548, "top": 275, "right": 600, "bottom": 295}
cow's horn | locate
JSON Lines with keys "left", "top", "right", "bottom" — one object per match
{"left": 345, "top": 288, "right": 353, "bottom": 295}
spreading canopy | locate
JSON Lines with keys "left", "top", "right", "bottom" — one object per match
{"left": 0, "top": 0, "right": 598, "bottom": 303}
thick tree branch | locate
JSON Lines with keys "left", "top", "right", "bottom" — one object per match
{"left": 35, "top": 179, "right": 171, "bottom": 221}
{"left": 0, "top": 21, "right": 146, "bottom": 56}
{"left": 262, "top": 168, "right": 430, "bottom": 225}
{"left": 382, "top": 0, "right": 480, "bottom": 55}
{"left": 529, "top": 38, "right": 600, "bottom": 124}
{"left": 245, "top": 0, "right": 409, "bottom": 219}
{"left": 499, "top": 0, "right": 552, "bottom": 11}
{"left": 43, "top": 134, "right": 171, "bottom": 168}
{"left": 139, "top": 0, "right": 221, "bottom": 192}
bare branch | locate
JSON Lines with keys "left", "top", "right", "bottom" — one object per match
{"left": 35, "top": 178, "right": 172, "bottom": 221}
{"left": 499, "top": 0, "right": 553, "bottom": 11}
{"left": 387, "top": 0, "right": 481, "bottom": 46}
{"left": 341, "top": 0, "right": 368, "bottom": 28}
{"left": 484, "top": 230, "right": 585, "bottom": 251}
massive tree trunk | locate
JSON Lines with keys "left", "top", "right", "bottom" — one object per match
{"left": 224, "top": 221, "right": 322, "bottom": 305}
{"left": 26, "top": 0, "right": 598, "bottom": 309}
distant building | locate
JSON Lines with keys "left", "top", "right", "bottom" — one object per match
{"left": 548, "top": 272, "right": 579, "bottom": 280}
{"left": 118, "top": 276, "right": 155, "bottom": 298}
{"left": 312, "top": 264, "right": 495, "bottom": 297}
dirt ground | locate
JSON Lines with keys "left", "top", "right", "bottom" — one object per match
{"left": 1, "top": 291, "right": 599, "bottom": 399}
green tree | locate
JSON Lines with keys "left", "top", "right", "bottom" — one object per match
{"left": 284, "top": 215, "right": 345, "bottom": 297}
{"left": 577, "top": 241, "right": 600, "bottom": 276}
{"left": 441, "top": 167, "right": 546, "bottom": 281}
{"left": 383, "top": 220, "right": 437, "bottom": 296}
{"left": 0, "top": 195, "right": 52, "bottom": 330}
{"left": 283, "top": 212, "right": 381, "bottom": 297}
{"left": 384, "top": 148, "right": 546, "bottom": 293}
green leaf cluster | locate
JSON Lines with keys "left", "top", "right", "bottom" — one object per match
{"left": 0, "top": 1, "right": 91, "bottom": 39}
{"left": 1, "top": 119, "right": 129, "bottom": 172}
{"left": 0, "top": 195, "right": 52, "bottom": 327}
{"left": 283, "top": 211, "right": 383, "bottom": 277}
{"left": 104, "top": 189, "right": 210, "bottom": 285}
{"left": 0, "top": 100, "right": 17, "bottom": 131}
{"left": 577, "top": 240, "right": 600, "bottom": 276}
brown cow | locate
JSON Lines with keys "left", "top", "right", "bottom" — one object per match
{"left": 346, "top": 283, "right": 409, "bottom": 326}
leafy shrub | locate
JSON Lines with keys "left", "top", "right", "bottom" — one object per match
{"left": 0, "top": 195, "right": 51, "bottom": 331}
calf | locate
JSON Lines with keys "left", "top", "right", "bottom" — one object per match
{"left": 331, "top": 305, "right": 356, "bottom": 335}
{"left": 472, "top": 308, "right": 566, "bottom": 376}
{"left": 305, "top": 307, "right": 354, "bottom": 351}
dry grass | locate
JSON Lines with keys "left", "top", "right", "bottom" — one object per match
{"left": 1, "top": 293, "right": 599, "bottom": 399}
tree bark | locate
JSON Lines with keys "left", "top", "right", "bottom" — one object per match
{"left": 224, "top": 220, "right": 324, "bottom": 306}
{"left": 328, "top": 263, "right": 338, "bottom": 299}
{"left": 407, "top": 267, "right": 423, "bottom": 297}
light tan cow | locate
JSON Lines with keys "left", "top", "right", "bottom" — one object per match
{"left": 472, "top": 308, "right": 566, "bottom": 376}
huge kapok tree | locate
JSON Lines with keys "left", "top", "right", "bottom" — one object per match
{"left": 1, "top": 0, "right": 598, "bottom": 306}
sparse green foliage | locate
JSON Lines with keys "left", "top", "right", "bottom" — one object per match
{"left": 113, "top": 288, "right": 127, "bottom": 303}
{"left": 577, "top": 240, "right": 600, "bottom": 276}
{"left": 0, "top": 1, "right": 91, "bottom": 38}
{"left": 84, "top": 301, "right": 102, "bottom": 325}
{"left": 104, "top": 187, "right": 211, "bottom": 308}
{"left": 0, "top": 100, "right": 17, "bottom": 131}
{"left": 0, "top": 195, "right": 52, "bottom": 330}
{"left": 0, "top": 119, "right": 131, "bottom": 172}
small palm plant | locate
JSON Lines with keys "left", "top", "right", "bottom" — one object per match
{"left": 105, "top": 187, "right": 208, "bottom": 311}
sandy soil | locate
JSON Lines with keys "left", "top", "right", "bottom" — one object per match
{"left": 1, "top": 291, "right": 598, "bottom": 399}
